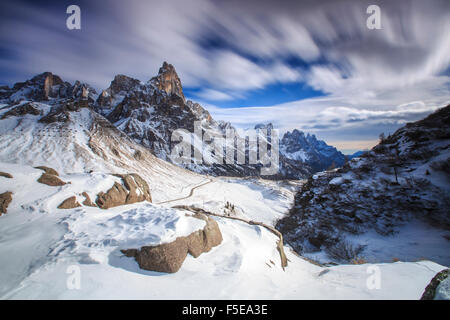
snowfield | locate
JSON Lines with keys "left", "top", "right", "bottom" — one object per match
{"left": 0, "top": 162, "right": 446, "bottom": 299}
{"left": 0, "top": 86, "right": 448, "bottom": 300}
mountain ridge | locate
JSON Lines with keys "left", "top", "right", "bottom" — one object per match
{"left": 0, "top": 64, "right": 376, "bottom": 179}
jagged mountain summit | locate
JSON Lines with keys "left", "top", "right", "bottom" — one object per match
{"left": 277, "top": 105, "right": 450, "bottom": 265}
{"left": 0, "top": 77, "right": 206, "bottom": 202}
{"left": 0, "top": 67, "right": 448, "bottom": 300}
{"left": 0, "top": 72, "right": 97, "bottom": 104}
{"left": 93, "top": 62, "right": 345, "bottom": 178}
{"left": 93, "top": 63, "right": 265, "bottom": 177}
{"left": 280, "top": 128, "right": 346, "bottom": 172}
{"left": 1, "top": 63, "right": 347, "bottom": 179}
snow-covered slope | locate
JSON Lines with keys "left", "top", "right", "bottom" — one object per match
{"left": 94, "top": 63, "right": 271, "bottom": 178}
{"left": 0, "top": 71, "right": 448, "bottom": 300}
{"left": 0, "top": 162, "right": 446, "bottom": 299}
{"left": 94, "top": 63, "right": 334, "bottom": 179}
{"left": 0, "top": 99, "right": 207, "bottom": 202}
{"left": 277, "top": 105, "right": 450, "bottom": 266}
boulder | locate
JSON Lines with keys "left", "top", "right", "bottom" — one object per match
{"left": 115, "top": 173, "right": 152, "bottom": 204}
{"left": 0, "top": 103, "right": 41, "bottom": 119}
{"left": 57, "top": 196, "right": 81, "bottom": 209}
{"left": 0, "top": 172, "right": 13, "bottom": 179}
{"left": 124, "top": 238, "right": 189, "bottom": 273}
{"left": 152, "top": 62, "right": 185, "bottom": 100}
{"left": 96, "top": 174, "right": 152, "bottom": 209}
{"left": 96, "top": 182, "right": 128, "bottom": 209}
{"left": 34, "top": 166, "right": 59, "bottom": 176}
{"left": 185, "top": 213, "right": 223, "bottom": 258}
{"left": 121, "top": 213, "right": 222, "bottom": 273}
{"left": 37, "top": 173, "right": 66, "bottom": 186}
{"left": 0, "top": 191, "right": 13, "bottom": 215}
{"left": 82, "top": 192, "right": 97, "bottom": 207}
{"left": 133, "top": 150, "right": 143, "bottom": 160}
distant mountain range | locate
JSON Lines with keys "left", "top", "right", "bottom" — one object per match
{"left": 0, "top": 63, "right": 448, "bottom": 298}
{"left": 0, "top": 62, "right": 351, "bottom": 179}
{"left": 277, "top": 104, "right": 450, "bottom": 265}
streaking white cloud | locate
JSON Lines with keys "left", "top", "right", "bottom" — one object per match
{"left": 0, "top": 0, "right": 449, "bottom": 150}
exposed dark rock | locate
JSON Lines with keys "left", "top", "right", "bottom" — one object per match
{"left": 57, "top": 196, "right": 81, "bottom": 209}
{"left": 0, "top": 191, "right": 13, "bottom": 215}
{"left": 121, "top": 213, "right": 222, "bottom": 273}
{"left": 37, "top": 173, "right": 66, "bottom": 186}
{"left": 133, "top": 150, "right": 143, "bottom": 160}
{"left": 421, "top": 269, "right": 449, "bottom": 300}
{"left": 39, "top": 105, "right": 71, "bottom": 124}
{"left": 151, "top": 61, "right": 185, "bottom": 101}
{"left": 1, "top": 103, "right": 41, "bottom": 119}
{"left": 96, "top": 182, "right": 128, "bottom": 209}
{"left": 280, "top": 128, "right": 346, "bottom": 173}
{"left": 35, "top": 166, "right": 59, "bottom": 176}
{"left": 0, "top": 172, "right": 13, "bottom": 179}
{"left": 92, "top": 63, "right": 331, "bottom": 179}
{"left": 277, "top": 105, "right": 450, "bottom": 263}
{"left": 3, "top": 72, "right": 97, "bottom": 104}
{"left": 114, "top": 173, "right": 152, "bottom": 204}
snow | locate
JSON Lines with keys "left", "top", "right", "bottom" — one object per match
{"left": 0, "top": 99, "right": 448, "bottom": 300}
{"left": 0, "top": 102, "right": 209, "bottom": 203}
{"left": 0, "top": 162, "right": 446, "bottom": 299}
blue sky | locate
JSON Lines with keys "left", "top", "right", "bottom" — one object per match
{"left": 0, "top": 0, "right": 449, "bottom": 153}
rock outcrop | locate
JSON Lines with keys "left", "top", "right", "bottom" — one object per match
{"left": 0, "top": 191, "right": 13, "bottom": 215}
{"left": 1, "top": 72, "right": 96, "bottom": 103}
{"left": 121, "top": 213, "right": 222, "bottom": 273}
{"left": 37, "top": 173, "right": 66, "bottom": 186}
{"left": 92, "top": 62, "right": 328, "bottom": 179}
{"left": 277, "top": 105, "right": 450, "bottom": 264}
{"left": 280, "top": 128, "right": 346, "bottom": 172}
{"left": 421, "top": 269, "right": 449, "bottom": 300}
{"left": 96, "top": 173, "right": 152, "bottom": 209}
{"left": 82, "top": 192, "right": 96, "bottom": 207}
{"left": 57, "top": 196, "right": 81, "bottom": 209}
{"left": 115, "top": 174, "right": 152, "bottom": 204}
{"left": 35, "top": 166, "right": 59, "bottom": 176}
{"left": 0, "top": 172, "right": 13, "bottom": 179}
{"left": 1, "top": 103, "right": 41, "bottom": 119}
{"left": 96, "top": 182, "right": 128, "bottom": 209}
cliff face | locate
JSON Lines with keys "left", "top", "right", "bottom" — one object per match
{"left": 0, "top": 64, "right": 346, "bottom": 180}
{"left": 277, "top": 105, "right": 450, "bottom": 265}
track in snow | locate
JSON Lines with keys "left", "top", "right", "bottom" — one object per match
{"left": 155, "top": 178, "right": 213, "bottom": 204}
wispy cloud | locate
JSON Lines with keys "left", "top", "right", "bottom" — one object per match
{"left": 0, "top": 0, "right": 449, "bottom": 150}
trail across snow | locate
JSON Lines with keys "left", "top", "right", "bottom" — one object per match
{"left": 0, "top": 162, "right": 447, "bottom": 299}
{"left": 156, "top": 178, "right": 213, "bottom": 204}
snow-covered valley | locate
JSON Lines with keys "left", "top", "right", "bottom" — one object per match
{"left": 0, "top": 70, "right": 448, "bottom": 300}
{"left": 0, "top": 162, "right": 446, "bottom": 299}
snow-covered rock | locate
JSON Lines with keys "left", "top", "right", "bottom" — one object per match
{"left": 277, "top": 105, "right": 450, "bottom": 266}
{"left": 280, "top": 129, "right": 346, "bottom": 172}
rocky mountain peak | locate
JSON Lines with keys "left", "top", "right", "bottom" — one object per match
{"left": 280, "top": 128, "right": 345, "bottom": 172}
{"left": 151, "top": 61, "right": 185, "bottom": 100}
{"left": 110, "top": 74, "right": 141, "bottom": 95}
{"left": 1, "top": 72, "right": 96, "bottom": 103}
